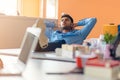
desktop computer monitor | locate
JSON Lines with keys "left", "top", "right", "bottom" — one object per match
{"left": 110, "top": 32, "right": 120, "bottom": 60}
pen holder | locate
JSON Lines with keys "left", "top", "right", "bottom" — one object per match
{"left": 76, "top": 57, "right": 83, "bottom": 68}
{"left": 76, "top": 55, "right": 98, "bottom": 69}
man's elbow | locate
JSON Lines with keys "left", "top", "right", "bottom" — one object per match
{"left": 91, "top": 17, "right": 97, "bottom": 23}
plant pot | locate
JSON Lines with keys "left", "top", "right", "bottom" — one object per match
{"left": 103, "top": 44, "right": 111, "bottom": 59}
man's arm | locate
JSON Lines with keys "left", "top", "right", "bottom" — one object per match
{"left": 44, "top": 20, "right": 56, "bottom": 40}
{"left": 74, "top": 18, "right": 97, "bottom": 41}
{"left": 77, "top": 17, "right": 97, "bottom": 26}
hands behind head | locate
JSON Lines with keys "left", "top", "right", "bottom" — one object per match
{"left": 71, "top": 23, "right": 78, "bottom": 29}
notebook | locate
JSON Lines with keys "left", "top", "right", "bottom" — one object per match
{"left": 0, "top": 27, "right": 41, "bottom": 76}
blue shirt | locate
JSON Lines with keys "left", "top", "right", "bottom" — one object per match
{"left": 45, "top": 17, "right": 97, "bottom": 44}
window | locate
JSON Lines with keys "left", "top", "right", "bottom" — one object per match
{"left": 46, "top": 0, "right": 58, "bottom": 18}
{"left": 40, "top": 0, "right": 58, "bottom": 19}
{"left": 0, "top": 0, "right": 18, "bottom": 16}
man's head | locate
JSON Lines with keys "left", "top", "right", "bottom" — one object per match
{"left": 60, "top": 14, "right": 74, "bottom": 31}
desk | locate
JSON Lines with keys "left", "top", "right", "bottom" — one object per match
{"left": 0, "top": 55, "right": 103, "bottom": 80}
{"left": 0, "top": 55, "right": 82, "bottom": 80}
{"left": 0, "top": 49, "right": 119, "bottom": 80}
{"left": 23, "top": 59, "right": 81, "bottom": 80}
{"left": 20, "top": 58, "right": 120, "bottom": 80}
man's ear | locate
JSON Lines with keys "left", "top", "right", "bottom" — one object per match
{"left": 70, "top": 23, "right": 73, "bottom": 26}
{"left": 71, "top": 23, "right": 74, "bottom": 27}
{"left": 70, "top": 23, "right": 74, "bottom": 30}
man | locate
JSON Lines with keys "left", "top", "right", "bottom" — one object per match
{"left": 34, "top": 14, "right": 97, "bottom": 51}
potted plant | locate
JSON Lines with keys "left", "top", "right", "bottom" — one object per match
{"left": 103, "top": 32, "right": 116, "bottom": 59}
{"left": 104, "top": 32, "right": 116, "bottom": 44}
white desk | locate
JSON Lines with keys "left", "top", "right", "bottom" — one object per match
{"left": 18, "top": 58, "right": 120, "bottom": 80}
{"left": 0, "top": 49, "right": 119, "bottom": 80}
{"left": 0, "top": 55, "right": 119, "bottom": 80}
{"left": 0, "top": 55, "right": 83, "bottom": 80}
{"left": 23, "top": 59, "right": 82, "bottom": 80}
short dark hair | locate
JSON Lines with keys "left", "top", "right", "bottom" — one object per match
{"left": 61, "top": 14, "right": 73, "bottom": 23}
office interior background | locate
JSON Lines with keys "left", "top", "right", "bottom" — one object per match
{"left": 0, "top": 1, "right": 119, "bottom": 80}
{"left": 0, "top": 0, "right": 120, "bottom": 48}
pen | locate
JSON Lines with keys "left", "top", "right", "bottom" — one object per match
{"left": 46, "top": 72, "right": 68, "bottom": 75}
{"left": 46, "top": 71, "right": 83, "bottom": 75}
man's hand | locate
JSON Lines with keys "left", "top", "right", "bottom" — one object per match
{"left": 71, "top": 23, "right": 78, "bottom": 29}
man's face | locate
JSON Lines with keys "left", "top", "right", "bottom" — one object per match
{"left": 60, "top": 17, "right": 73, "bottom": 30}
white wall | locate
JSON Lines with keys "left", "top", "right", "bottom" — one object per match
{"left": 0, "top": 15, "right": 37, "bottom": 48}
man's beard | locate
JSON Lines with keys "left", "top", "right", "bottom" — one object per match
{"left": 61, "top": 26, "right": 73, "bottom": 31}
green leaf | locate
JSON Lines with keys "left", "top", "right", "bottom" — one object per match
{"left": 104, "top": 32, "right": 116, "bottom": 44}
